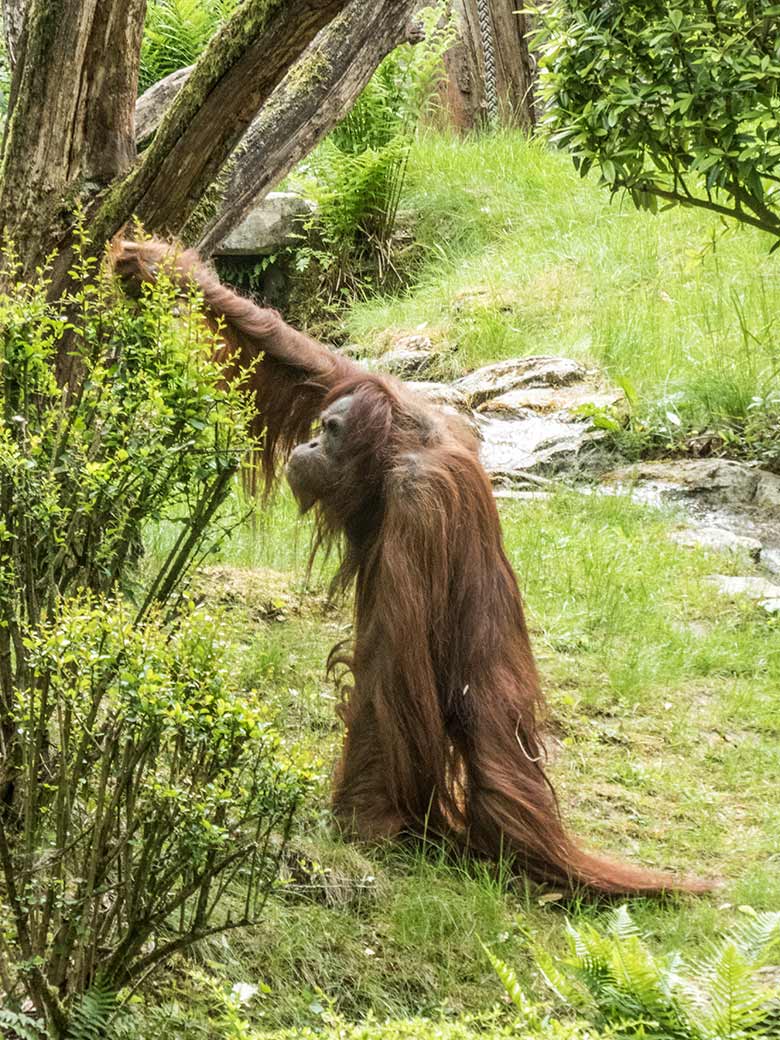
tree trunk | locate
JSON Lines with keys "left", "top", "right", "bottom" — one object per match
{"left": 0, "top": 0, "right": 408, "bottom": 291}
{"left": 441, "top": 0, "right": 536, "bottom": 130}
{"left": 90, "top": 0, "right": 351, "bottom": 248}
{"left": 1, "top": 0, "right": 27, "bottom": 70}
{"left": 196, "top": 0, "right": 421, "bottom": 255}
{"left": 0, "top": 0, "right": 147, "bottom": 278}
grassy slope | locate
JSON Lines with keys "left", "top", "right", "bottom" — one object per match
{"left": 348, "top": 132, "right": 780, "bottom": 441}
{"left": 135, "top": 135, "right": 780, "bottom": 1039}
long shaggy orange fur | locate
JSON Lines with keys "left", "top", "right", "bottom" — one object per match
{"left": 114, "top": 239, "right": 714, "bottom": 897}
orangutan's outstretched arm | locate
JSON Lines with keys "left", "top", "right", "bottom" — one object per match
{"left": 111, "top": 237, "right": 363, "bottom": 486}
{"left": 112, "top": 238, "right": 360, "bottom": 384}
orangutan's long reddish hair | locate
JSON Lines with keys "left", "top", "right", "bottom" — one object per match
{"left": 114, "top": 239, "right": 713, "bottom": 897}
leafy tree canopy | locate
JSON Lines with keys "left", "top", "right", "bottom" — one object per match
{"left": 533, "top": 2, "right": 780, "bottom": 242}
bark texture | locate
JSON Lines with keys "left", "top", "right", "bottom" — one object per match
{"left": 1, "top": 0, "right": 27, "bottom": 69}
{"left": 0, "top": 0, "right": 147, "bottom": 275}
{"left": 197, "top": 0, "right": 420, "bottom": 255}
{"left": 442, "top": 0, "right": 536, "bottom": 130}
{"left": 93, "top": 0, "right": 351, "bottom": 244}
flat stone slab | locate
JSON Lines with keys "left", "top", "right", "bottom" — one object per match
{"left": 604, "top": 459, "right": 780, "bottom": 512}
{"left": 480, "top": 385, "right": 624, "bottom": 419}
{"left": 478, "top": 413, "right": 603, "bottom": 477}
{"left": 380, "top": 348, "right": 437, "bottom": 378}
{"left": 453, "top": 356, "right": 586, "bottom": 407}
{"left": 404, "top": 381, "right": 471, "bottom": 413}
{"left": 670, "top": 526, "right": 762, "bottom": 559}
{"left": 706, "top": 574, "right": 780, "bottom": 600}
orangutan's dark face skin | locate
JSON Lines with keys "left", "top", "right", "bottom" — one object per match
{"left": 286, "top": 395, "right": 354, "bottom": 510}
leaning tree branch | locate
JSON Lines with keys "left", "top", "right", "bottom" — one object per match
{"left": 196, "top": 0, "right": 422, "bottom": 254}
{"left": 628, "top": 179, "right": 780, "bottom": 237}
{"left": 91, "top": 0, "right": 352, "bottom": 245}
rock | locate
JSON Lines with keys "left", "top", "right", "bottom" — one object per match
{"left": 404, "top": 381, "right": 471, "bottom": 413}
{"left": 480, "top": 384, "right": 624, "bottom": 420}
{"left": 706, "top": 574, "right": 780, "bottom": 600}
{"left": 761, "top": 598, "right": 780, "bottom": 614}
{"left": 379, "top": 349, "right": 436, "bottom": 379}
{"left": 136, "top": 66, "right": 193, "bottom": 147}
{"left": 670, "top": 526, "right": 762, "bottom": 560}
{"left": 493, "top": 489, "right": 552, "bottom": 502}
{"left": 453, "top": 356, "right": 587, "bottom": 407}
{"left": 603, "top": 459, "right": 778, "bottom": 509}
{"left": 215, "top": 192, "right": 315, "bottom": 256}
{"left": 760, "top": 547, "right": 780, "bottom": 575}
{"left": 478, "top": 413, "right": 604, "bottom": 479}
{"left": 391, "top": 334, "right": 433, "bottom": 353}
{"left": 755, "top": 471, "right": 780, "bottom": 509}
{"left": 404, "top": 381, "right": 478, "bottom": 437}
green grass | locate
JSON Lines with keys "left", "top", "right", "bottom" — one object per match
{"left": 346, "top": 131, "right": 780, "bottom": 447}
{"left": 129, "top": 132, "right": 780, "bottom": 1039}
{"left": 131, "top": 487, "right": 780, "bottom": 1039}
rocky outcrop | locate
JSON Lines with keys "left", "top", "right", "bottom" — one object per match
{"left": 603, "top": 459, "right": 780, "bottom": 513}
{"left": 214, "top": 192, "right": 315, "bottom": 256}
{"left": 453, "top": 356, "right": 587, "bottom": 408}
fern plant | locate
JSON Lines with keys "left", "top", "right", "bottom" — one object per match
{"left": 63, "top": 982, "right": 118, "bottom": 1040}
{"left": 295, "top": 2, "right": 455, "bottom": 298}
{"left": 490, "top": 906, "right": 780, "bottom": 1040}
{"left": 139, "top": 0, "right": 240, "bottom": 93}
{"left": 0, "top": 1009, "right": 46, "bottom": 1040}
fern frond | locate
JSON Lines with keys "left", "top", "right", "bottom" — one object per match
{"left": 482, "top": 943, "right": 539, "bottom": 1025}
{"left": 65, "top": 980, "right": 118, "bottom": 1040}
{"left": 607, "top": 904, "right": 642, "bottom": 940}
{"left": 731, "top": 910, "right": 780, "bottom": 962}
{"left": 690, "top": 941, "right": 774, "bottom": 1040}
{"left": 0, "top": 1009, "right": 45, "bottom": 1040}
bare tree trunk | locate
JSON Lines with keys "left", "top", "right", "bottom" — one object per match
{"left": 0, "top": 0, "right": 408, "bottom": 290}
{"left": 441, "top": 0, "right": 536, "bottom": 130}
{"left": 90, "top": 0, "right": 351, "bottom": 247}
{"left": 1, "top": 0, "right": 27, "bottom": 70}
{"left": 0, "top": 0, "right": 147, "bottom": 277}
{"left": 196, "top": 0, "right": 421, "bottom": 255}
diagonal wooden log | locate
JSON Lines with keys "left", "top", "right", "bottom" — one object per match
{"left": 91, "top": 0, "right": 352, "bottom": 244}
{"left": 196, "top": 0, "right": 422, "bottom": 255}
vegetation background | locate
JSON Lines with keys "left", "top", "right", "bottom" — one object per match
{"left": 0, "top": 2, "right": 779, "bottom": 1039}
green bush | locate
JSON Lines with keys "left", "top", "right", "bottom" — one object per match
{"left": 0, "top": 241, "right": 309, "bottom": 1038}
{"left": 533, "top": 1, "right": 780, "bottom": 240}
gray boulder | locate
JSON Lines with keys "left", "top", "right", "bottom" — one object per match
{"left": 480, "top": 384, "right": 624, "bottom": 420}
{"left": 380, "top": 349, "right": 436, "bottom": 379}
{"left": 404, "top": 381, "right": 471, "bottom": 414}
{"left": 215, "top": 192, "right": 315, "bottom": 256}
{"left": 604, "top": 459, "right": 780, "bottom": 512}
{"left": 670, "top": 526, "right": 762, "bottom": 560}
{"left": 478, "top": 413, "right": 605, "bottom": 479}
{"left": 705, "top": 574, "right": 780, "bottom": 600}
